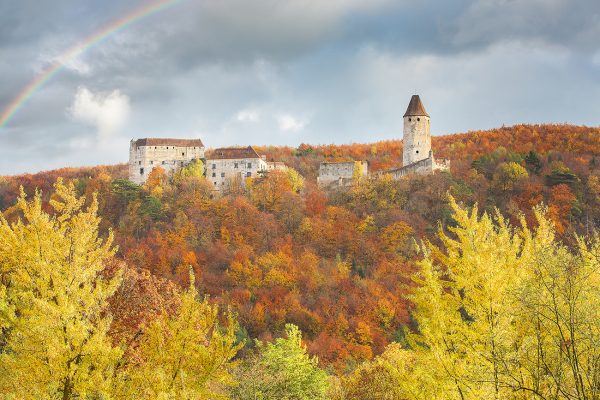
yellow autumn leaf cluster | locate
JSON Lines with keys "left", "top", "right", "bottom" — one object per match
{"left": 0, "top": 180, "right": 241, "bottom": 399}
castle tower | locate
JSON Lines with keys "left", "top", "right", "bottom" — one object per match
{"left": 403, "top": 95, "right": 431, "bottom": 166}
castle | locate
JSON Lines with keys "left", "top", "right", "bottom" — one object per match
{"left": 316, "top": 95, "right": 449, "bottom": 187}
{"left": 382, "top": 95, "right": 450, "bottom": 178}
{"left": 129, "top": 140, "right": 285, "bottom": 191}
{"left": 128, "top": 95, "right": 449, "bottom": 188}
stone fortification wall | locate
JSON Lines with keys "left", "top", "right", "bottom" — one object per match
{"left": 385, "top": 153, "right": 449, "bottom": 179}
{"left": 317, "top": 161, "right": 368, "bottom": 187}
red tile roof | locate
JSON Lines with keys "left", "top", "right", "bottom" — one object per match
{"left": 133, "top": 138, "right": 204, "bottom": 147}
{"left": 207, "top": 146, "right": 261, "bottom": 160}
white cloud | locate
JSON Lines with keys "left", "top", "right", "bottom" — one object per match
{"left": 61, "top": 57, "right": 92, "bottom": 75}
{"left": 278, "top": 113, "right": 306, "bottom": 132}
{"left": 236, "top": 109, "right": 260, "bottom": 122}
{"left": 68, "top": 87, "right": 130, "bottom": 140}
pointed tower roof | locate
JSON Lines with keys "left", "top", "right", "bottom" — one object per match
{"left": 403, "top": 95, "right": 429, "bottom": 117}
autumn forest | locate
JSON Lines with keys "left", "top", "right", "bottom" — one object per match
{"left": 2, "top": 123, "right": 600, "bottom": 399}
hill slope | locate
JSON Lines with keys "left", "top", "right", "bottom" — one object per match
{"left": 1, "top": 123, "right": 599, "bottom": 369}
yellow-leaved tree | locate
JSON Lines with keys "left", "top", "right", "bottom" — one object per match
{"left": 398, "top": 196, "right": 600, "bottom": 399}
{"left": 408, "top": 196, "right": 542, "bottom": 399}
{"left": 0, "top": 179, "right": 243, "bottom": 400}
{"left": 116, "top": 271, "right": 243, "bottom": 400}
{"left": 0, "top": 179, "right": 122, "bottom": 399}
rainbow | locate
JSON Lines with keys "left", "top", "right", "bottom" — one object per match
{"left": 0, "top": 0, "right": 181, "bottom": 128}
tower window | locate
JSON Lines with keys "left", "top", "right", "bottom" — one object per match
{"left": 182, "top": 152, "right": 185, "bottom": 156}
{"left": 140, "top": 168, "right": 144, "bottom": 175}
{"left": 416, "top": 150, "right": 419, "bottom": 154}
{"left": 408, "top": 118, "right": 411, "bottom": 122}
{"left": 417, "top": 117, "right": 421, "bottom": 121}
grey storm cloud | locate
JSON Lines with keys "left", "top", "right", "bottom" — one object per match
{"left": 0, "top": 0, "right": 599, "bottom": 174}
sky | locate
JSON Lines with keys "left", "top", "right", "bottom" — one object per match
{"left": 0, "top": 0, "right": 599, "bottom": 175}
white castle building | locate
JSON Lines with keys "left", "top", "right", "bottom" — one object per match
{"left": 206, "top": 146, "right": 269, "bottom": 191}
{"left": 128, "top": 138, "right": 205, "bottom": 184}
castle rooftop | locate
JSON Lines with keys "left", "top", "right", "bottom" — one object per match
{"left": 403, "top": 95, "right": 429, "bottom": 117}
{"left": 133, "top": 138, "right": 204, "bottom": 147}
{"left": 208, "top": 146, "right": 261, "bottom": 160}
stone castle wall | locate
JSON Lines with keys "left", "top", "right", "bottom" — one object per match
{"left": 129, "top": 141, "right": 204, "bottom": 184}
{"left": 385, "top": 152, "right": 450, "bottom": 179}
{"left": 317, "top": 161, "right": 368, "bottom": 187}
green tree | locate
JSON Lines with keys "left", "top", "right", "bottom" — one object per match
{"left": 524, "top": 150, "right": 543, "bottom": 174}
{"left": 0, "top": 179, "right": 122, "bottom": 399}
{"left": 231, "top": 324, "right": 330, "bottom": 400}
{"left": 545, "top": 162, "right": 579, "bottom": 186}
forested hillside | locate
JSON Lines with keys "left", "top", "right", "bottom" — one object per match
{"left": 1, "top": 123, "right": 600, "bottom": 398}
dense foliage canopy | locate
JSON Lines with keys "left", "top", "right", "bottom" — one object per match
{"left": 1, "top": 124, "right": 600, "bottom": 398}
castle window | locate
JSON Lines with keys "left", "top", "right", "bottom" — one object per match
{"left": 247, "top": 162, "right": 252, "bottom": 168}
{"left": 155, "top": 147, "right": 157, "bottom": 149}
{"left": 234, "top": 163, "right": 238, "bottom": 168}
{"left": 181, "top": 161, "right": 184, "bottom": 166}
{"left": 138, "top": 161, "right": 141, "bottom": 165}
{"left": 140, "top": 168, "right": 144, "bottom": 175}
{"left": 221, "top": 172, "right": 225, "bottom": 177}
{"left": 417, "top": 117, "right": 420, "bottom": 121}
{"left": 408, "top": 118, "right": 411, "bottom": 122}
{"left": 246, "top": 172, "right": 251, "bottom": 177}
{"left": 182, "top": 152, "right": 185, "bottom": 156}
{"left": 150, "top": 161, "right": 153, "bottom": 165}
{"left": 212, "top": 172, "right": 216, "bottom": 177}
{"left": 162, "top": 161, "right": 166, "bottom": 165}
{"left": 212, "top": 164, "right": 216, "bottom": 169}
{"left": 214, "top": 182, "right": 217, "bottom": 186}
{"left": 416, "top": 150, "right": 419, "bottom": 154}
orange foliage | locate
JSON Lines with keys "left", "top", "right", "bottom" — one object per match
{"left": 2, "top": 124, "right": 599, "bottom": 371}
